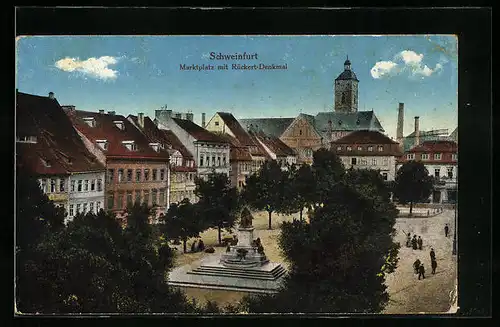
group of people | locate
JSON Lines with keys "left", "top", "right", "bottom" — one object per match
{"left": 406, "top": 233, "right": 424, "bottom": 250}
{"left": 413, "top": 248, "right": 438, "bottom": 280}
{"left": 190, "top": 239, "right": 205, "bottom": 253}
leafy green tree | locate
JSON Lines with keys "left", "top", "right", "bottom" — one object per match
{"left": 394, "top": 160, "right": 434, "bottom": 216}
{"left": 280, "top": 163, "right": 316, "bottom": 221}
{"left": 311, "top": 148, "right": 345, "bottom": 206}
{"left": 161, "top": 198, "right": 204, "bottom": 253}
{"left": 243, "top": 160, "right": 286, "bottom": 230}
{"left": 194, "top": 172, "right": 241, "bottom": 245}
{"left": 240, "top": 178, "right": 399, "bottom": 313}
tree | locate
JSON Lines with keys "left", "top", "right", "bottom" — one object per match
{"left": 394, "top": 160, "right": 434, "bottom": 216}
{"left": 285, "top": 163, "right": 316, "bottom": 221}
{"left": 194, "top": 172, "right": 241, "bottom": 245}
{"left": 242, "top": 160, "right": 286, "bottom": 230}
{"left": 311, "top": 148, "right": 345, "bottom": 206}
{"left": 240, "top": 178, "right": 399, "bottom": 313}
{"left": 161, "top": 198, "right": 204, "bottom": 253}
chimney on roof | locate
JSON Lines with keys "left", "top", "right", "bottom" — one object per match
{"left": 186, "top": 112, "right": 194, "bottom": 122}
{"left": 396, "top": 103, "right": 404, "bottom": 148}
{"left": 99, "top": 109, "right": 105, "bottom": 114}
{"left": 138, "top": 112, "right": 145, "bottom": 128}
{"left": 108, "top": 111, "right": 116, "bottom": 115}
{"left": 202, "top": 113, "right": 206, "bottom": 128}
{"left": 48, "top": 92, "right": 55, "bottom": 100}
{"left": 414, "top": 116, "right": 420, "bottom": 146}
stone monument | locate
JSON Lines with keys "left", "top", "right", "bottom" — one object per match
{"left": 168, "top": 207, "right": 287, "bottom": 294}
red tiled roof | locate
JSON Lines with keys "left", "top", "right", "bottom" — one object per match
{"left": 332, "top": 130, "right": 398, "bottom": 145}
{"left": 256, "top": 135, "right": 296, "bottom": 157}
{"left": 213, "top": 133, "right": 252, "bottom": 161}
{"left": 409, "top": 140, "right": 458, "bottom": 153}
{"left": 67, "top": 110, "right": 169, "bottom": 161}
{"left": 217, "top": 112, "right": 255, "bottom": 146}
{"left": 16, "top": 92, "right": 105, "bottom": 175}
{"left": 247, "top": 133, "right": 270, "bottom": 158}
{"left": 172, "top": 118, "right": 229, "bottom": 144}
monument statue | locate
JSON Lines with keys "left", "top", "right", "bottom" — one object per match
{"left": 240, "top": 207, "right": 254, "bottom": 228}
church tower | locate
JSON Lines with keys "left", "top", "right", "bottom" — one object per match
{"left": 334, "top": 56, "right": 359, "bottom": 113}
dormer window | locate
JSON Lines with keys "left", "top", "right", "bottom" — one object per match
{"left": 378, "top": 146, "right": 384, "bottom": 152}
{"left": 122, "top": 140, "right": 137, "bottom": 151}
{"left": 338, "top": 120, "right": 342, "bottom": 126}
{"left": 83, "top": 117, "right": 96, "bottom": 127}
{"left": 96, "top": 140, "right": 108, "bottom": 150}
{"left": 368, "top": 146, "right": 373, "bottom": 152}
{"left": 40, "top": 157, "right": 51, "bottom": 167}
{"left": 16, "top": 135, "right": 38, "bottom": 143}
{"left": 149, "top": 142, "right": 160, "bottom": 152}
{"left": 113, "top": 120, "right": 125, "bottom": 130}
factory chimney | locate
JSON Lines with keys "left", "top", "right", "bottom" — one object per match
{"left": 396, "top": 103, "right": 404, "bottom": 149}
{"left": 202, "top": 113, "right": 206, "bottom": 128}
{"left": 414, "top": 116, "right": 420, "bottom": 146}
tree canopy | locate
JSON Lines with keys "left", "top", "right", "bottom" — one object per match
{"left": 311, "top": 148, "right": 345, "bottom": 206}
{"left": 394, "top": 160, "right": 434, "bottom": 215}
{"left": 194, "top": 172, "right": 241, "bottom": 245}
{"left": 242, "top": 160, "right": 287, "bottom": 230}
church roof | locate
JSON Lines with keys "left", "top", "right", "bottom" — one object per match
{"left": 335, "top": 69, "right": 359, "bottom": 81}
{"left": 238, "top": 118, "right": 295, "bottom": 138}
{"left": 314, "top": 111, "right": 385, "bottom": 134}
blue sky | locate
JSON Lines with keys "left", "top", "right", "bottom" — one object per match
{"left": 16, "top": 35, "right": 457, "bottom": 139}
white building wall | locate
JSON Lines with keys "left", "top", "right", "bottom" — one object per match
{"left": 196, "top": 142, "right": 230, "bottom": 179}
{"left": 67, "top": 171, "right": 106, "bottom": 222}
{"left": 341, "top": 155, "right": 396, "bottom": 181}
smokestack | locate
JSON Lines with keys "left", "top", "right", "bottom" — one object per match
{"left": 138, "top": 112, "right": 144, "bottom": 128}
{"left": 414, "top": 116, "right": 420, "bottom": 146}
{"left": 48, "top": 92, "right": 55, "bottom": 100}
{"left": 202, "top": 113, "right": 206, "bottom": 128}
{"left": 396, "top": 103, "right": 404, "bottom": 146}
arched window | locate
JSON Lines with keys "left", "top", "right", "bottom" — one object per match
{"left": 341, "top": 93, "right": 346, "bottom": 104}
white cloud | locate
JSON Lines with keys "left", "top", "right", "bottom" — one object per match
{"left": 371, "top": 50, "right": 444, "bottom": 80}
{"left": 55, "top": 56, "right": 120, "bottom": 80}
{"left": 370, "top": 61, "right": 399, "bottom": 79}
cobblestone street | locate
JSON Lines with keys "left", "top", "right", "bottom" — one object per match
{"left": 383, "top": 209, "right": 458, "bottom": 314}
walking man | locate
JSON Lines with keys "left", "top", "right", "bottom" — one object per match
{"left": 431, "top": 259, "right": 437, "bottom": 274}
{"left": 412, "top": 235, "right": 418, "bottom": 250}
{"left": 413, "top": 259, "right": 421, "bottom": 274}
{"left": 418, "top": 264, "right": 426, "bottom": 280}
{"left": 430, "top": 248, "right": 436, "bottom": 262}
{"left": 445, "top": 224, "right": 450, "bottom": 237}
{"left": 417, "top": 236, "right": 423, "bottom": 250}
{"left": 406, "top": 233, "right": 411, "bottom": 247}
{"left": 191, "top": 240, "right": 197, "bottom": 253}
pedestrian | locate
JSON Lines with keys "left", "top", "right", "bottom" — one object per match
{"left": 191, "top": 240, "right": 197, "bottom": 253}
{"left": 430, "top": 248, "right": 436, "bottom": 261}
{"left": 444, "top": 224, "right": 449, "bottom": 237}
{"left": 431, "top": 259, "right": 437, "bottom": 274}
{"left": 197, "top": 239, "right": 205, "bottom": 252}
{"left": 418, "top": 264, "right": 426, "bottom": 280}
{"left": 413, "top": 259, "right": 421, "bottom": 274}
{"left": 406, "top": 233, "right": 411, "bottom": 247}
{"left": 412, "top": 235, "right": 418, "bottom": 250}
{"left": 418, "top": 236, "right": 423, "bottom": 250}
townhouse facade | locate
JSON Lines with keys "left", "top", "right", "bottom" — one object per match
{"left": 66, "top": 109, "right": 170, "bottom": 224}
{"left": 331, "top": 130, "right": 402, "bottom": 181}
{"left": 128, "top": 114, "right": 197, "bottom": 204}
{"left": 16, "top": 91, "right": 106, "bottom": 224}
{"left": 155, "top": 109, "right": 230, "bottom": 184}
{"left": 397, "top": 140, "right": 458, "bottom": 204}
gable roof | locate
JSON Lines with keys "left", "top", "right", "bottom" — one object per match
{"left": 67, "top": 109, "right": 168, "bottom": 160}
{"left": 255, "top": 134, "right": 296, "bottom": 157}
{"left": 238, "top": 118, "right": 295, "bottom": 138}
{"left": 314, "top": 111, "right": 385, "bottom": 136}
{"left": 216, "top": 112, "right": 255, "bottom": 146}
{"left": 16, "top": 91, "right": 105, "bottom": 175}
{"left": 172, "top": 118, "right": 228, "bottom": 144}
{"left": 216, "top": 133, "right": 253, "bottom": 161}
{"left": 333, "top": 130, "right": 398, "bottom": 145}
{"left": 409, "top": 140, "right": 458, "bottom": 153}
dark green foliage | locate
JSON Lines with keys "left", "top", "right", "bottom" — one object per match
{"left": 243, "top": 160, "right": 286, "bottom": 229}
{"left": 194, "top": 173, "right": 241, "bottom": 245}
{"left": 311, "top": 148, "right": 345, "bottom": 206}
{"left": 239, "top": 165, "right": 399, "bottom": 313}
{"left": 160, "top": 198, "right": 204, "bottom": 253}
{"left": 279, "top": 163, "right": 316, "bottom": 221}
{"left": 394, "top": 160, "right": 434, "bottom": 215}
